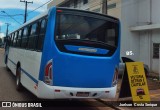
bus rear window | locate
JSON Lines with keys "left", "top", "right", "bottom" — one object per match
{"left": 55, "top": 14, "right": 118, "bottom": 47}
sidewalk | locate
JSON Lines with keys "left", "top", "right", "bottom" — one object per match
{"left": 147, "top": 76, "right": 160, "bottom": 101}
{"left": 100, "top": 77, "right": 160, "bottom": 109}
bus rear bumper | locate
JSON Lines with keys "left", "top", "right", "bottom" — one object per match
{"left": 37, "top": 81, "right": 117, "bottom": 99}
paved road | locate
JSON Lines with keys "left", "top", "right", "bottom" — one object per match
{"left": 0, "top": 48, "right": 114, "bottom": 110}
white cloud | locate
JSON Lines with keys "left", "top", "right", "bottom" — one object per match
{"left": 0, "top": 0, "right": 49, "bottom": 12}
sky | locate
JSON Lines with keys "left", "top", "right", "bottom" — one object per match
{"left": 0, "top": 0, "right": 51, "bottom": 38}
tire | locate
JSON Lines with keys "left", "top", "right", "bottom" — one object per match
{"left": 144, "top": 68, "right": 148, "bottom": 78}
{"left": 16, "top": 67, "right": 23, "bottom": 91}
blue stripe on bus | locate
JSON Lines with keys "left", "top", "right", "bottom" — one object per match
{"left": 8, "top": 58, "right": 38, "bottom": 84}
{"left": 8, "top": 58, "right": 16, "bottom": 66}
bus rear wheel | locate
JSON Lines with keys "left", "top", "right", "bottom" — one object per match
{"left": 16, "top": 67, "right": 23, "bottom": 91}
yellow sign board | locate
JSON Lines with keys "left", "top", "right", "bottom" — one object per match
{"left": 126, "top": 62, "right": 150, "bottom": 102}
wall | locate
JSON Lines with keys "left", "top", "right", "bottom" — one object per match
{"left": 151, "top": 0, "right": 160, "bottom": 73}
{"left": 139, "top": 31, "right": 151, "bottom": 68}
{"left": 151, "top": 0, "right": 160, "bottom": 23}
{"left": 89, "top": 0, "right": 102, "bottom": 13}
{"left": 121, "top": 0, "right": 140, "bottom": 61}
{"left": 122, "top": 0, "right": 160, "bottom": 73}
{"left": 137, "top": 0, "right": 151, "bottom": 25}
{"left": 47, "top": 0, "right": 121, "bottom": 18}
{"left": 152, "top": 30, "right": 160, "bottom": 73}
{"left": 108, "top": 0, "right": 121, "bottom": 18}
{"left": 137, "top": 0, "right": 160, "bottom": 73}
{"left": 47, "top": 0, "right": 67, "bottom": 8}
{"left": 138, "top": 0, "right": 152, "bottom": 70}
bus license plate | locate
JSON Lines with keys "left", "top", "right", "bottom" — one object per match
{"left": 76, "top": 92, "right": 89, "bottom": 97}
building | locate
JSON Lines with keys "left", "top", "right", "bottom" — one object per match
{"left": 48, "top": 0, "right": 160, "bottom": 73}
{"left": 121, "top": 0, "right": 160, "bottom": 73}
{"left": 47, "top": 0, "right": 121, "bottom": 18}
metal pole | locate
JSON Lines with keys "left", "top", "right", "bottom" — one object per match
{"left": 24, "top": 1, "right": 27, "bottom": 23}
{"left": 5, "top": 23, "right": 10, "bottom": 37}
{"left": 20, "top": 0, "right": 33, "bottom": 23}
{"left": 102, "top": 0, "right": 108, "bottom": 14}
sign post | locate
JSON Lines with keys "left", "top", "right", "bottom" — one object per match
{"left": 119, "top": 62, "right": 150, "bottom": 102}
{"left": 126, "top": 62, "right": 150, "bottom": 102}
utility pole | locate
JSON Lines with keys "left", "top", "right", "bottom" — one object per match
{"left": 5, "top": 23, "right": 10, "bottom": 37}
{"left": 102, "top": 0, "right": 108, "bottom": 14}
{"left": 20, "top": 0, "right": 33, "bottom": 23}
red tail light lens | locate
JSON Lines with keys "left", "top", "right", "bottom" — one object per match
{"left": 112, "top": 67, "right": 119, "bottom": 86}
{"left": 57, "top": 10, "right": 63, "bottom": 13}
{"left": 44, "top": 59, "right": 53, "bottom": 85}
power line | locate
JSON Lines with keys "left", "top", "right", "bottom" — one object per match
{"left": 0, "top": 0, "right": 51, "bottom": 25}
{"left": 0, "top": 14, "right": 23, "bottom": 17}
{"left": 1, "top": 11, "right": 22, "bottom": 25}
{"left": 27, "top": 0, "right": 51, "bottom": 14}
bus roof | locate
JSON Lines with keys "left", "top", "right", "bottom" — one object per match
{"left": 9, "top": 7, "right": 119, "bottom": 35}
{"left": 9, "top": 10, "right": 48, "bottom": 34}
{"left": 57, "top": 7, "right": 119, "bottom": 21}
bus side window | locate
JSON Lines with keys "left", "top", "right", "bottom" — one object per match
{"left": 13, "top": 32, "right": 17, "bottom": 47}
{"left": 28, "top": 23, "right": 38, "bottom": 50}
{"left": 8, "top": 35, "right": 11, "bottom": 46}
{"left": 17, "top": 30, "right": 22, "bottom": 48}
{"left": 37, "top": 19, "right": 47, "bottom": 51}
{"left": 21, "top": 27, "right": 29, "bottom": 49}
{"left": 11, "top": 33, "right": 15, "bottom": 47}
{"left": 15, "top": 31, "right": 19, "bottom": 47}
{"left": 10, "top": 34, "right": 12, "bottom": 46}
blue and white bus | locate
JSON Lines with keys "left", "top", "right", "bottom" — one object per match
{"left": 4, "top": 7, "right": 120, "bottom": 99}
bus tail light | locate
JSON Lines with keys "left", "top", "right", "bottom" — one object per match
{"left": 55, "top": 89, "right": 61, "bottom": 92}
{"left": 57, "top": 10, "right": 63, "bottom": 13}
{"left": 112, "top": 67, "right": 118, "bottom": 86}
{"left": 44, "top": 59, "right": 53, "bottom": 85}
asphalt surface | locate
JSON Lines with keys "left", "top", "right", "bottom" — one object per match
{"left": 0, "top": 48, "right": 114, "bottom": 110}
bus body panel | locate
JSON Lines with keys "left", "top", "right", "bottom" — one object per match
{"left": 39, "top": 7, "right": 57, "bottom": 82}
{"left": 37, "top": 81, "right": 117, "bottom": 99}
{"left": 19, "top": 50, "right": 41, "bottom": 96}
{"left": 52, "top": 49, "right": 119, "bottom": 88}
{"left": 7, "top": 48, "right": 17, "bottom": 76}
{"left": 7, "top": 48, "right": 42, "bottom": 96}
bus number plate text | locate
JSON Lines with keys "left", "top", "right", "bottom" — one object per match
{"left": 76, "top": 92, "right": 89, "bottom": 97}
